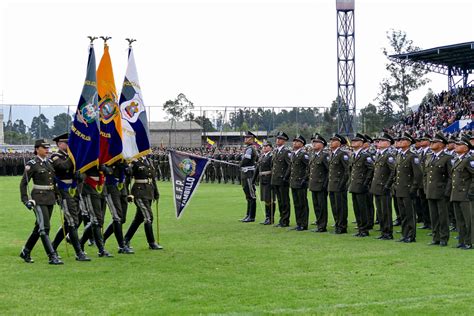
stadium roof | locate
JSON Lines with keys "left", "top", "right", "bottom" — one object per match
{"left": 149, "top": 121, "right": 203, "bottom": 131}
{"left": 389, "top": 41, "right": 474, "bottom": 76}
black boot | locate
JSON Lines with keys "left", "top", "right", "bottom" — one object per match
{"left": 92, "top": 224, "right": 113, "bottom": 258}
{"left": 19, "top": 247, "right": 34, "bottom": 263}
{"left": 40, "top": 234, "right": 63, "bottom": 265}
{"left": 144, "top": 222, "right": 163, "bottom": 250}
{"left": 48, "top": 253, "right": 64, "bottom": 265}
{"left": 68, "top": 226, "right": 91, "bottom": 261}
{"left": 103, "top": 221, "right": 114, "bottom": 245}
{"left": 79, "top": 223, "right": 92, "bottom": 251}
{"left": 113, "top": 221, "right": 134, "bottom": 254}
{"left": 124, "top": 219, "right": 141, "bottom": 246}
{"left": 52, "top": 225, "right": 66, "bottom": 251}
{"left": 242, "top": 200, "right": 256, "bottom": 222}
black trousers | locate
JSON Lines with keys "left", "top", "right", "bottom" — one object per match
{"left": 291, "top": 187, "right": 309, "bottom": 228}
{"left": 242, "top": 175, "right": 256, "bottom": 219}
{"left": 397, "top": 196, "right": 416, "bottom": 239}
{"left": 427, "top": 198, "right": 449, "bottom": 243}
{"left": 414, "top": 190, "right": 431, "bottom": 226}
{"left": 273, "top": 184, "right": 291, "bottom": 226}
{"left": 311, "top": 190, "right": 328, "bottom": 230}
{"left": 374, "top": 193, "right": 393, "bottom": 236}
{"left": 24, "top": 204, "right": 55, "bottom": 255}
{"left": 124, "top": 198, "right": 157, "bottom": 244}
{"left": 453, "top": 201, "right": 471, "bottom": 245}
{"left": 352, "top": 192, "right": 369, "bottom": 234}
{"left": 329, "top": 191, "right": 348, "bottom": 231}
{"left": 366, "top": 193, "right": 375, "bottom": 228}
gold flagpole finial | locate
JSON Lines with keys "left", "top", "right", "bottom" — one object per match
{"left": 126, "top": 38, "right": 137, "bottom": 48}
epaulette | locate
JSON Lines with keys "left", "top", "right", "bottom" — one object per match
{"left": 27, "top": 159, "right": 36, "bottom": 165}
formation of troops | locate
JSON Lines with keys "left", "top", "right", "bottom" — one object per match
{"left": 18, "top": 134, "right": 163, "bottom": 265}
{"left": 239, "top": 130, "right": 474, "bottom": 250}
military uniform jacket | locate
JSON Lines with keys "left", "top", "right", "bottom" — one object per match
{"left": 369, "top": 149, "right": 396, "bottom": 196}
{"left": 393, "top": 149, "right": 423, "bottom": 198}
{"left": 20, "top": 156, "right": 56, "bottom": 205}
{"left": 328, "top": 148, "right": 350, "bottom": 192}
{"left": 424, "top": 151, "right": 452, "bottom": 199}
{"left": 289, "top": 149, "right": 309, "bottom": 189}
{"left": 240, "top": 145, "right": 257, "bottom": 180}
{"left": 308, "top": 150, "right": 329, "bottom": 192}
{"left": 271, "top": 146, "right": 291, "bottom": 186}
{"left": 348, "top": 150, "right": 374, "bottom": 193}
{"left": 51, "top": 150, "right": 74, "bottom": 181}
{"left": 450, "top": 153, "right": 474, "bottom": 202}
{"left": 131, "top": 157, "right": 158, "bottom": 200}
{"left": 418, "top": 147, "right": 432, "bottom": 190}
{"left": 254, "top": 152, "right": 273, "bottom": 185}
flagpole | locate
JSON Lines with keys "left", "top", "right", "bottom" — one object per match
{"left": 168, "top": 149, "right": 239, "bottom": 167}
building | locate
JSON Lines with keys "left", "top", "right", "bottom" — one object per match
{"left": 203, "top": 131, "right": 269, "bottom": 147}
{"left": 149, "top": 121, "right": 203, "bottom": 148}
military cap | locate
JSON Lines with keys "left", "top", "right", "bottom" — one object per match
{"left": 456, "top": 135, "right": 473, "bottom": 149}
{"left": 293, "top": 134, "right": 306, "bottom": 145}
{"left": 417, "top": 132, "right": 431, "bottom": 142}
{"left": 244, "top": 131, "right": 256, "bottom": 138}
{"left": 431, "top": 132, "right": 448, "bottom": 145}
{"left": 311, "top": 133, "right": 327, "bottom": 146}
{"left": 34, "top": 139, "right": 51, "bottom": 148}
{"left": 52, "top": 133, "right": 69, "bottom": 143}
{"left": 275, "top": 131, "right": 289, "bottom": 141}
{"left": 262, "top": 140, "right": 273, "bottom": 147}
{"left": 364, "top": 134, "right": 374, "bottom": 144}
{"left": 351, "top": 132, "right": 366, "bottom": 142}
{"left": 330, "top": 133, "right": 347, "bottom": 145}
{"left": 448, "top": 135, "right": 457, "bottom": 144}
{"left": 375, "top": 132, "right": 394, "bottom": 145}
{"left": 398, "top": 132, "right": 416, "bottom": 145}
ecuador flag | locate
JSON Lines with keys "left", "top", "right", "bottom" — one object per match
{"left": 68, "top": 45, "right": 100, "bottom": 173}
{"left": 97, "top": 43, "right": 123, "bottom": 165}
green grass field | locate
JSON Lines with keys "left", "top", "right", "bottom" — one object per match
{"left": 1, "top": 176, "right": 474, "bottom": 315}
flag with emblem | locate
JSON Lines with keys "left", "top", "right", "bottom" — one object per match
{"left": 169, "top": 150, "right": 210, "bottom": 219}
{"left": 68, "top": 45, "right": 100, "bottom": 173}
{"left": 119, "top": 46, "right": 151, "bottom": 160}
{"left": 97, "top": 43, "right": 123, "bottom": 165}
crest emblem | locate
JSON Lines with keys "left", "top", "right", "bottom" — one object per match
{"left": 77, "top": 93, "right": 98, "bottom": 126}
{"left": 99, "top": 93, "right": 119, "bottom": 123}
{"left": 120, "top": 93, "right": 144, "bottom": 123}
{"left": 179, "top": 158, "right": 196, "bottom": 177}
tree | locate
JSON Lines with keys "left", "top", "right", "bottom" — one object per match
{"left": 163, "top": 93, "right": 194, "bottom": 121}
{"left": 382, "top": 29, "right": 430, "bottom": 114}
{"left": 51, "top": 113, "right": 72, "bottom": 137}
{"left": 359, "top": 103, "right": 383, "bottom": 135}
{"left": 194, "top": 115, "right": 216, "bottom": 132}
{"left": 375, "top": 78, "right": 399, "bottom": 127}
{"left": 30, "top": 114, "right": 51, "bottom": 139}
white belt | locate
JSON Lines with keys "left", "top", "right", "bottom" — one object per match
{"left": 260, "top": 171, "right": 272, "bottom": 176}
{"left": 241, "top": 166, "right": 256, "bottom": 172}
{"left": 134, "top": 178, "right": 152, "bottom": 184}
{"left": 60, "top": 179, "right": 73, "bottom": 184}
{"left": 88, "top": 176, "right": 100, "bottom": 181}
{"left": 33, "top": 184, "right": 54, "bottom": 190}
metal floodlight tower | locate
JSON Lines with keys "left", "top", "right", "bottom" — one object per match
{"left": 336, "top": 0, "right": 356, "bottom": 136}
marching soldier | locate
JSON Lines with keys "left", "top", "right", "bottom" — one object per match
{"left": 19, "top": 139, "right": 63, "bottom": 265}
{"left": 239, "top": 131, "right": 258, "bottom": 223}
{"left": 308, "top": 134, "right": 329, "bottom": 233}
{"left": 450, "top": 135, "right": 473, "bottom": 249}
{"left": 124, "top": 156, "right": 163, "bottom": 250}
{"left": 50, "top": 133, "right": 90, "bottom": 261}
{"left": 370, "top": 133, "right": 396, "bottom": 240}
{"left": 424, "top": 133, "right": 452, "bottom": 246}
{"left": 289, "top": 135, "right": 310, "bottom": 231}
{"left": 271, "top": 131, "right": 292, "bottom": 227}
{"left": 349, "top": 133, "right": 374, "bottom": 237}
{"left": 393, "top": 132, "right": 423, "bottom": 243}
{"left": 254, "top": 141, "right": 275, "bottom": 225}
{"left": 328, "top": 134, "right": 350, "bottom": 234}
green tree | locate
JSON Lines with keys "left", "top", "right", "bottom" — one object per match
{"left": 30, "top": 114, "right": 51, "bottom": 139}
{"left": 194, "top": 116, "right": 216, "bottom": 132}
{"left": 382, "top": 29, "right": 430, "bottom": 114}
{"left": 163, "top": 93, "right": 194, "bottom": 121}
{"left": 51, "top": 113, "right": 72, "bottom": 137}
{"left": 359, "top": 103, "right": 383, "bottom": 135}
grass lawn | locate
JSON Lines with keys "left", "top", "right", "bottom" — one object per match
{"left": 0, "top": 176, "right": 473, "bottom": 315}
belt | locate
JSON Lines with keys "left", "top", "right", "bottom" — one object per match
{"left": 241, "top": 166, "right": 256, "bottom": 172}
{"left": 33, "top": 184, "right": 54, "bottom": 190}
{"left": 260, "top": 171, "right": 272, "bottom": 176}
{"left": 60, "top": 179, "right": 73, "bottom": 184}
{"left": 89, "top": 176, "right": 100, "bottom": 181}
{"left": 134, "top": 178, "right": 152, "bottom": 184}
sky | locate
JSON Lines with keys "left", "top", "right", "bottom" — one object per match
{"left": 0, "top": 0, "right": 473, "bottom": 122}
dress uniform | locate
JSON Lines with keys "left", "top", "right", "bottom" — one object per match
{"left": 254, "top": 141, "right": 275, "bottom": 225}
{"left": 308, "top": 134, "right": 329, "bottom": 232}
{"left": 393, "top": 132, "right": 423, "bottom": 243}
{"left": 50, "top": 133, "right": 90, "bottom": 261}
{"left": 328, "top": 134, "right": 350, "bottom": 234}
{"left": 450, "top": 135, "right": 474, "bottom": 249}
{"left": 271, "top": 131, "right": 292, "bottom": 227}
{"left": 416, "top": 133, "right": 432, "bottom": 228}
{"left": 348, "top": 133, "right": 374, "bottom": 237}
{"left": 364, "top": 134, "right": 377, "bottom": 228}
{"left": 124, "top": 156, "right": 163, "bottom": 250}
{"left": 370, "top": 133, "right": 396, "bottom": 240}
{"left": 289, "top": 135, "right": 310, "bottom": 231}
{"left": 239, "top": 131, "right": 258, "bottom": 223}
{"left": 424, "top": 133, "right": 452, "bottom": 246}
{"left": 19, "top": 139, "right": 63, "bottom": 265}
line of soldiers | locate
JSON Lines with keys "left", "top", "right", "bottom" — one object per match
{"left": 239, "top": 130, "right": 474, "bottom": 249}
{"left": 0, "top": 152, "right": 32, "bottom": 176}
{"left": 19, "top": 134, "right": 163, "bottom": 265}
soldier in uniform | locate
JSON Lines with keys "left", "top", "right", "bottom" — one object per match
{"left": 393, "top": 132, "right": 423, "bottom": 243}
{"left": 424, "top": 133, "right": 452, "bottom": 246}
{"left": 416, "top": 133, "right": 432, "bottom": 229}
{"left": 239, "top": 131, "right": 258, "bottom": 223}
{"left": 371, "top": 133, "right": 396, "bottom": 240}
{"left": 19, "top": 139, "right": 63, "bottom": 265}
{"left": 349, "top": 133, "right": 374, "bottom": 237}
{"left": 289, "top": 135, "right": 310, "bottom": 231}
{"left": 328, "top": 134, "right": 350, "bottom": 234}
{"left": 450, "top": 135, "right": 473, "bottom": 249}
{"left": 364, "top": 134, "right": 377, "bottom": 229}
{"left": 271, "top": 131, "right": 292, "bottom": 227}
{"left": 124, "top": 156, "right": 163, "bottom": 250}
{"left": 50, "top": 133, "right": 90, "bottom": 261}
{"left": 446, "top": 135, "right": 457, "bottom": 230}
{"left": 254, "top": 141, "right": 275, "bottom": 225}
{"left": 308, "top": 133, "right": 329, "bottom": 232}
